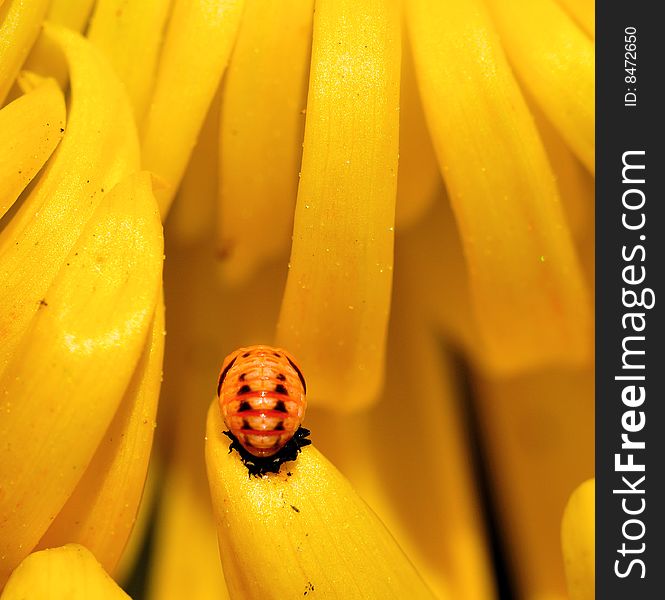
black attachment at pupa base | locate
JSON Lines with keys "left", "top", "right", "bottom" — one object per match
{"left": 223, "top": 427, "right": 312, "bottom": 477}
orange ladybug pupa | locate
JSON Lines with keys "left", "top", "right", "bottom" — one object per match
{"left": 217, "top": 345, "right": 311, "bottom": 475}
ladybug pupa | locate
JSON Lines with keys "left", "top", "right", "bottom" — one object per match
{"left": 217, "top": 345, "right": 311, "bottom": 476}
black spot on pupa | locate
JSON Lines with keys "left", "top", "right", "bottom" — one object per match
{"left": 238, "top": 401, "right": 252, "bottom": 412}
{"left": 274, "top": 400, "right": 288, "bottom": 413}
{"left": 238, "top": 373, "right": 246, "bottom": 381}
{"left": 237, "top": 384, "right": 251, "bottom": 395}
{"left": 242, "top": 419, "right": 252, "bottom": 430}
{"left": 242, "top": 352, "right": 250, "bottom": 357}
{"left": 287, "top": 357, "right": 307, "bottom": 393}
{"left": 275, "top": 384, "right": 288, "bottom": 395}
{"left": 273, "top": 352, "right": 281, "bottom": 357}
{"left": 275, "top": 421, "right": 285, "bottom": 431}
{"left": 217, "top": 356, "right": 237, "bottom": 396}
{"left": 276, "top": 373, "right": 286, "bottom": 381}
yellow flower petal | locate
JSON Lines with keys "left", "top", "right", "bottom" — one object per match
{"left": 277, "top": 0, "right": 400, "bottom": 411}
{"left": 395, "top": 23, "right": 440, "bottom": 230}
{"left": 397, "top": 195, "right": 480, "bottom": 362}
{"left": 87, "top": 0, "right": 171, "bottom": 123}
{"left": 476, "top": 368, "right": 594, "bottom": 598}
{"left": 147, "top": 460, "right": 230, "bottom": 600}
{"left": 21, "top": 0, "right": 97, "bottom": 89}
{"left": 0, "top": 172, "right": 163, "bottom": 584}
{"left": 485, "top": 0, "right": 595, "bottom": 173}
{"left": 114, "top": 459, "right": 158, "bottom": 585}
{"left": 531, "top": 101, "right": 594, "bottom": 240}
{"left": 216, "top": 0, "right": 313, "bottom": 284}
{"left": 141, "top": 0, "right": 245, "bottom": 216}
{"left": 406, "top": 0, "right": 591, "bottom": 373}
{"left": 0, "top": 76, "right": 64, "bottom": 220}
{"left": 0, "top": 0, "right": 49, "bottom": 104}
{"left": 0, "top": 545, "right": 130, "bottom": 600}
{"left": 167, "top": 86, "right": 220, "bottom": 247}
{"left": 561, "top": 479, "right": 595, "bottom": 600}
{"left": 553, "top": 0, "right": 594, "bottom": 39}
{"left": 37, "top": 294, "right": 165, "bottom": 575}
{"left": 45, "top": 0, "right": 96, "bottom": 32}
{"left": 307, "top": 264, "right": 495, "bottom": 600}
{"left": 0, "top": 23, "right": 140, "bottom": 373}
{"left": 205, "top": 401, "right": 435, "bottom": 599}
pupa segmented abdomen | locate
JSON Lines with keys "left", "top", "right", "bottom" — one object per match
{"left": 217, "top": 345, "right": 307, "bottom": 458}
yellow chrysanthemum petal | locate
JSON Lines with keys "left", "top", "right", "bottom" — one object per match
{"left": 216, "top": 0, "right": 313, "bottom": 284}
{"left": 395, "top": 23, "right": 440, "bottom": 230}
{"left": 531, "top": 101, "right": 594, "bottom": 240}
{"left": 45, "top": 0, "right": 96, "bottom": 32}
{"left": 22, "top": 0, "right": 97, "bottom": 89}
{"left": 87, "top": 0, "right": 172, "bottom": 122}
{"left": 205, "top": 402, "right": 434, "bottom": 600}
{"left": 485, "top": 0, "right": 594, "bottom": 173}
{"left": 38, "top": 294, "right": 165, "bottom": 575}
{"left": 0, "top": 76, "right": 64, "bottom": 220}
{"left": 397, "top": 196, "right": 479, "bottom": 361}
{"left": 554, "top": 0, "right": 594, "bottom": 39}
{"left": 476, "top": 368, "right": 594, "bottom": 599}
{"left": 147, "top": 461, "right": 230, "bottom": 600}
{"left": 277, "top": 0, "right": 400, "bottom": 411}
{"left": 0, "top": 0, "right": 49, "bottom": 104}
{"left": 167, "top": 86, "right": 220, "bottom": 246}
{"left": 406, "top": 0, "right": 591, "bottom": 374}
{"left": 0, "top": 172, "right": 163, "bottom": 584}
{"left": 114, "top": 459, "right": 158, "bottom": 585}
{"left": 0, "top": 545, "right": 130, "bottom": 600}
{"left": 561, "top": 479, "right": 595, "bottom": 600}
{"left": 141, "top": 0, "right": 244, "bottom": 216}
{"left": 307, "top": 265, "right": 494, "bottom": 600}
{"left": 0, "top": 23, "right": 140, "bottom": 374}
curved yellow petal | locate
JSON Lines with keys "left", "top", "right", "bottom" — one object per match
{"left": 0, "top": 23, "right": 140, "bottom": 374}
{"left": 554, "top": 0, "right": 594, "bottom": 39}
{"left": 531, "top": 100, "right": 594, "bottom": 240}
{"left": 141, "top": 0, "right": 245, "bottom": 216}
{"left": 406, "top": 0, "right": 591, "bottom": 374}
{"left": 37, "top": 294, "right": 165, "bottom": 576}
{"left": 0, "top": 172, "right": 163, "bottom": 584}
{"left": 395, "top": 21, "right": 440, "bottom": 230}
{"left": 205, "top": 401, "right": 434, "bottom": 600}
{"left": 0, "top": 545, "right": 130, "bottom": 600}
{"left": 114, "top": 459, "right": 159, "bottom": 585}
{"left": 166, "top": 85, "right": 220, "bottom": 247}
{"left": 147, "top": 460, "right": 230, "bottom": 600}
{"left": 216, "top": 0, "right": 313, "bottom": 284}
{"left": 277, "top": 0, "right": 401, "bottom": 412}
{"left": 87, "top": 0, "right": 172, "bottom": 122}
{"left": 306, "top": 266, "right": 495, "bottom": 600}
{"left": 0, "top": 0, "right": 49, "bottom": 104}
{"left": 561, "top": 479, "right": 595, "bottom": 600}
{"left": 485, "top": 0, "right": 594, "bottom": 174}
{"left": 22, "top": 0, "right": 96, "bottom": 89}
{"left": 476, "top": 368, "right": 594, "bottom": 598}
{"left": 397, "top": 195, "right": 480, "bottom": 362}
{"left": 46, "top": 0, "right": 96, "bottom": 32}
{"left": 0, "top": 76, "right": 64, "bottom": 220}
